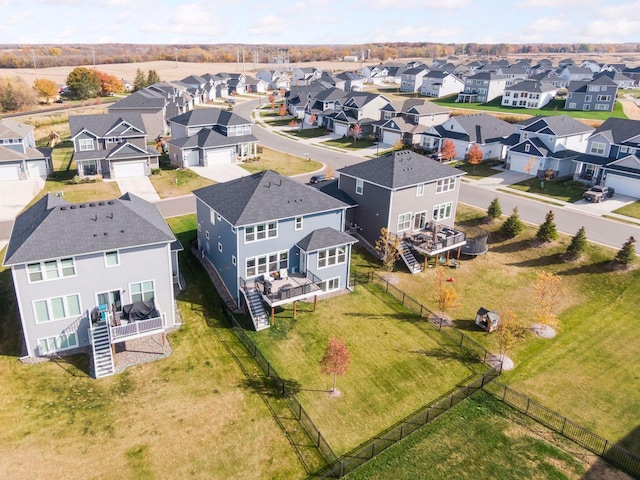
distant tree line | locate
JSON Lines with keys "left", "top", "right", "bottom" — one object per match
{"left": 0, "top": 42, "right": 638, "bottom": 69}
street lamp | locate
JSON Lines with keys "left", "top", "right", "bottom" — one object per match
{"left": 376, "top": 142, "right": 380, "bottom": 157}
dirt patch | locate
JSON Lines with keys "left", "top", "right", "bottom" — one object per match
{"left": 328, "top": 388, "right": 342, "bottom": 398}
{"left": 488, "top": 354, "right": 515, "bottom": 370}
{"left": 380, "top": 272, "right": 400, "bottom": 285}
{"left": 429, "top": 314, "right": 453, "bottom": 327}
{"left": 530, "top": 323, "right": 557, "bottom": 338}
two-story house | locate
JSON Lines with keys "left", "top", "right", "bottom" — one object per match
{"left": 377, "top": 99, "right": 450, "bottom": 146}
{"left": 456, "top": 72, "right": 508, "bottom": 103}
{"left": 400, "top": 66, "right": 429, "bottom": 93}
{"left": 193, "top": 170, "right": 356, "bottom": 329}
{"left": 337, "top": 150, "right": 467, "bottom": 273}
{"left": 68, "top": 113, "right": 159, "bottom": 179}
{"left": 255, "top": 69, "right": 290, "bottom": 90}
{"left": 505, "top": 115, "right": 594, "bottom": 179}
{"left": 167, "top": 108, "right": 258, "bottom": 167}
{"left": 565, "top": 76, "right": 618, "bottom": 112}
{"left": 420, "top": 71, "right": 465, "bottom": 98}
{"left": 2, "top": 193, "right": 182, "bottom": 378}
{"left": 327, "top": 92, "right": 391, "bottom": 138}
{"left": 557, "top": 66, "right": 593, "bottom": 83}
{"left": 0, "top": 119, "right": 51, "bottom": 181}
{"left": 501, "top": 80, "right": 557, "bottom": 109}
{"left": 572, "top": 118, "right": 640, "bottom": 197}
{"left": 108, "top": 88, "right": 169, "bottom": 137}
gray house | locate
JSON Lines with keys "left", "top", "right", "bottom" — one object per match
{"left": 193, "top": 170, "right": 356, "bottom": 329}
{"left": 2, "top": 193, "right": 182, "bottom": 378}
{"left": 0, "top": 119, "right": 51, "bottom": 181}
{"left": 108, "top": 88, "right": 169, "bottom": 137}
{"left": 565, "top": 76, "right": 618, "bottom": 112}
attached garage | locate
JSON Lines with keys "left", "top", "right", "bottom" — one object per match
{"left": 184, "top": 150, "right": 199, "bottom": 167}
{"left": 113, "top": 161, "right": 146, "bottom": 179}
{"left": 0, "top": 164, "right": 21, "bottom": 181}
{"left": 205, "top": 148, "right": 234, "bottom": 166}
{"left": 27, "top": 160, "right": 48, "bottom": 178}
{"left": 605, "top": 173, "right": 640, "bottom": 198}
{"left": 508, "top": 153, "right": 543, "bottom": 175}
{"left": 334, "top": 123, "right": 349, "bottom": 137}
{"left": 382, "top": 130, "right": 401, "bottom": 146}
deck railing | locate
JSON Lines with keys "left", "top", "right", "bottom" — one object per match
{"left": 110, "top": 316, "right": 164, "bottom": 342}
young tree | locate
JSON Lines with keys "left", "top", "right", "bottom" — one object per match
{"left": 320, "top": 336, "right": 351, "bottom": 393}
{"left": 536, "top": 210, "right": 558, "bottom": 243}
{"left": 467, "top": 143, "right": 483, "bottom": 171}
{"left": 349, "top": 124, "right": 362, "bottom": 143}
{"left": 278, "top": 103, "right": 288, "bottom": 116}
{"left": 433, "top": 268, "right": 457, "bottom": 322}
{"left": 32, "top": 78, "right": 58, "bottom": 103}
{"left": 487, "top": 197, "right": 502, "bottom": 221}
{"left": 523, "top": 156, "right": 536, "bottom": 176}
{"left": 288, "top": 119, "right": 300, "bottom": 130}
{"left": 533, "top": 272, "right": 563, "bottom": 328}
{"left": 95, "top": 71, "right": 124, "bottom": 96}
{"left": 309, "top": 113, "right": 318, "bottom": 128}
{"left": 133, "top": 68, "right": 147, "bottom": 91}
{"left": 614, "top": 236, "right": 636, "bottom": 267}
{"left": 391, "top": 139, "right": 404, "bottom": 150}
{"left": 500, "top": 207, "right": 525, "bottom": 238}
{"left": 66, "top": 67, "right": 101, "bottom": 99}
{"left": 495, "top": 308, "right": 522, "bottom": 362}
{"left": 441, "top": 139, "right": 456, "bottom": 161}
{"left": 375, "top": 227, "right": 400, "bottom": 271}
{"left": 268, "top": 93, "right": 275, "bottom": 109}
{"left": 565, "top": 226, "right": 587, "bottom": 260}
{"left": 147, "top": 69, "right": 161, "bottom": 86}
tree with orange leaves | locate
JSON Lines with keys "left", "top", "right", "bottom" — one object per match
{"left": 320, "top": 336, "right": 351, "bottom": 393}
{"left": 441, "top": 139, "right": 456, "bottom": 162}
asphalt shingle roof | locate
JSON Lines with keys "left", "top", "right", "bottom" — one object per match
{"left": 518, "top": 115, "right": 594, "bottom": 137}
{"left": 0, "top": 119, "right": 33, "bottom": 139}
{"left": 68, "top": 113, "right": 146, "bottom": 138}
{"left": 169, "top": 108, "right": 251, "bottom": 127}
{"left": 296, "top": 227, "right": 357, "bottom": 251}
{"left": 590, "top": 118, "right": 640, "bottom": 146}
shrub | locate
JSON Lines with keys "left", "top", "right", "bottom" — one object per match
{"left": 536, "top": 210, "right": 558, "bottom": 242}
{"left": 151, "top": 168, "right": 161, "bottom": 176}
{"left": 487, "top": 197, "right": 502, "bottom": 221}
{"left": 500, "top": 207, "right": 524, "bottom": 238}
{"left": 614, "top": 236, "right": 636, "bottom": 267}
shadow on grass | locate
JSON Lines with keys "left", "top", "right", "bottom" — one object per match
{"left": 341, "top": 311, "right": 421, "bottom": 323}
{"left": 238, "top": 376, "right": 302, "bottom": 399}
{"left": 452, "top": 318, "right": 484, "bottom": 332}
{"left": 50, "top": 354, "right": 91, "bottom": 378}
{"left": 508, "top": 253, "right": 565, "bottom": 268}
{"left": 489, "top": 238, "right": 535, "bottom": 254}
{"left": 557, "top": 260, "right": 613, "bottom": 276}
{"left": 410, "top": 347, "right": 479, "bottom": 365}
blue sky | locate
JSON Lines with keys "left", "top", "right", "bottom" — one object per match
{"left": 1, "top": 0, "right": 638, "bottom": 45}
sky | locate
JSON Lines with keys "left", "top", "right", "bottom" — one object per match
{"left": 1, "top": 0, "right": 639, "bottom": 45}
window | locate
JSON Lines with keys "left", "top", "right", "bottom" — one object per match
{"left": 433, "top": 202, "right": 453, "bottom": 221}
{"left": 245, "top": 222, "right": 277, "bottom": 242}
{"left": 295, "top": 216, "right": 303, "bottom": 231}
{"left": 584, "top": 95, "right": 592, "bottom": 102}
{"left": 414, "top": 211, "right": 428, "bottom": 230}
{"left": 355, "top": 179, "right": 364, "bottom": 195}
{"left": 245, "top": 251, "right": 288, "bottom": 277}
{"left": 78, "top": 138, "right": 94, "bottom": 151}
{"left": 397, "top": 213, "right": 411, "bottom": 231}
{"left": 595, "top": 104, "right": 609, "bottom": 110}
{"left": 588, "top": 85, "right": 599, "bottom": 92}
{"left": 33, "top": 294, "right": 81, "bottom": 323}
{"left": 232, "top": 255, "right": 237, "bottom": 266}
{"left": 318, "top": 246, "right": 347, "bottom": 269}
{"left": 436, "top": 177, "right": 455, "bottom": 193}
{"left": 596, "top": 95, "right": 611, "bottom": 102}
{"left": 130, "top": 281, "right": 155, "bottom": 303}
{"left": 322, "top": 278, "right": 340, "bottom": 292}
{"left": 583, "top": 104, "right": 590, "bottom": 111}
{"left": 416, "top": 184, "right": 424, "bottom": 196}
{"left": 210, "top": 209, "right": 216, "bottom": 225}
{"left": 38, "top": 332, "right": 78, "bottom": 355}
{"left": 568, "top": 102, "right": 576, "bottom": 109}
{"left": 27, "top": 258, "right": 75, "bottom": 282}
{"left": 105, "top": 251, "right": 119, "bottom": 267}
{"left": 205, "top": 231, "right": 210, "bottom": 240}
{"left": 524, "top": 144, "right": 530, "bottom": 152}
{"left": 590, "top": 142, "right": 606, "bottom": 155}
{"left": 218, "top": 242, "right": 223, "bottom": 252}
{"left": 97, "top": 290, "right": 122, "bottom": 312}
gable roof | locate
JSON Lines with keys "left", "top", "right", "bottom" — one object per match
{"left": 169, "top": 108, "right": 251, "bottom": 128}
{"left": 68, "top": 113, "right": 146, "bottom": 138}
{"left": 3, "top": 193, "right": 175, "bottom": 265}
{"left": 590, "top": 118, "right": 640, "bottom": 145}
{"left": 108, "top": 88, "right": 167, "bottom": 110}
{"left": 434, "top": 113, "right": 514, "bottom": 143}
{"left": 193, "top": 170, "right": 349, "bottom": 226}
{"left": 0, "top": 119, "right": 33, "bottom": 139}
{"left": 518, "top": 115, "right": 594, "bottom": 137}
{"left": 296, "top": 227, "right": 357, "bottom": 251}
{"left": 505, "top": 80, "right": 556, "bottom": 93}
{"left": 337, "top": 150, "right": 465, "bottom": 189}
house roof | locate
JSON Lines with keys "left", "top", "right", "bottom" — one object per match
{"left": 0, "top": 145, "right": 48, "bottom": 163}
{"left": 590, "top": 117, "right": 640, "bottom": 146}
{"left": 169, "top": 108, "right": 251, "bottom": 128}
{"left": 433, "top": 113, "right": 514, "bottom": 144}
{"left": 572, "top": 152, "right": 612, "bottom": 167}
{"left": 518, "top": 115, "right": 594, "bottom": 137}
{"left": 3, "top": 193, "right": 176, "bottom": 266}
{"left": 68, "top": 113, "right": 147, "bottom": 138}
{"left": 505, "top": 80, "right": 556, "bottom": 93}
{"left": 192, "top": 170, "right": 349, "bottom": 226}
{"left": 168, "top": 129, "right": 257, "bottom": 149}
{"left": 296, "top": 227, "right": 357, "bottom": 252}
{"left": 108, "top": 88, "right": 167, "bottom": 110}
{"left": 401, "top": 98, "right": 449, "bottom": 115}
{"left": 0, "top": 119, "right": 33, "bottom": 139}
{"left": 337, "top": 150, "right": 465, "bottom": 190}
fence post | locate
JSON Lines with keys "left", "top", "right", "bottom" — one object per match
{"left": 420, "top": 305, "right": 423, "bottom": 317}
{"left": 317, "top": 431, "right": 321, "bottom": 447}
{"left": 502, "top": 385, "right": 507, "bottom": 401}
{"left": 267, "top": 362, "right": 270, "bottom": 377}
{"left": 386, "top": 279, "right": 389, "bottom": 292}
{"left": 299, "top": 402, "right": 302, "bottom": 420}
{"left": 254, "top": 344, "right": 257, "bottom": 358}
{"left": 400, "top": 425, "right": 403, "bottom": 439}
{"left": 282, "top": 380, "right": 286, "bottom": 397}
{"left": 525, "top": 398, "right": 530, "bottom": 414}
{"left": 602, "top": 439, "right": 609, "bottom": 456}
{"left": 561, "top": 417, "right": 567, "bottom": 435}
{"left": 371, "top": 443, "right": 375, "bottom": 458}
{"left": 402, "top": 292, "right": 405, "bottom": 304}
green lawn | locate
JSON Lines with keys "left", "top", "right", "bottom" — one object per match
{"left": 265, "top": 117, "right": 296, "bottom": 127}
{"left": 247, "top": 282, "right": 484, "bottom": 455}
{"left": 241, "top": 147, "right": 323, "bottom": 176}
{"left": 507, "top": 178, "right": 588, "bottom": 203}
{"left": 452, "top": 161, "right": 502, "bottom": 180}
{"left": 369, "top": 205, "right": 640, "bottom": 455}
{"left": 0, "top": 216, "right": 306, "bottom": 480}
{"left": 148, "top": 165, "right": 214, "bottom": 198}
{"left": 320, "top": 137, "right": 375, "bottom": 150}
{"left": 289, "top": 127, "right": 330, "bottom": 139}
{"left": 346, "top": 392, "right": 592, "bottom": 480}
{"left": 613, "top": 200, "right": 640, "bottom": 220}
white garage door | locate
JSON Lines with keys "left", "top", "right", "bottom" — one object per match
{"left": 508, "top": 154, "right": 542, "bottom": 175}
{"left": 334, "top": 123, "right": 349, "bottom": 137}
{"left": 184, "top": 150, "right": 199, "bottom": 167}
{"left": 0, "top": 164, "right": 20, "bottom": 181}
{"left": 113, "top": 161, "right": 146, "bottom": 178}
{"left": 605, "top": 174, "right": 640, "bottom": 198}
{"left": 27, "top": 160, "right": 48, "bottom": 178}
{"left": 205, "top": 148, "right": 233, "bottom": 166}
{"left": 383, "top": 131, "right": 401, "bottom": 146}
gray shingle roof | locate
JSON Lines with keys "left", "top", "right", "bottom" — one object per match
{"left": 0, "top": 145, "right": 48, "bottom": 163}
{"left": 337, "top": 150, "right": 465, "bottom": 189}
{"left": 108, "top": 88, "right": 167, "bottom": 110}
{"left": 169, "top": 108, "right": 251, "bottom": 127}
{"left": 433, "top": 113, "right": 514, "bottom": 144}
{"left": 296, "top": 227, "right": 357, "bottom": 251}
{"left": 591, "top": 118, "right": 640, "bottom": 146}
{"left": 3, "top": 193, "right": 175, "bottom": 265}
{"left": 68, "top": 113, "right": 146, "bottom": 138}
{"left": 169, "top": 130, "right": 257, "bottom": 149}
{"left": 518, "top": 115, "right": 594, "bottom": 137}
{"left": 192, "top": 170, "right": 349, "bottom": 226}
{"left": 0, "top": 119, "right": 33, "bottom": 139}
{"left": 505, "top": 80, "right": 556, "bottom": 93}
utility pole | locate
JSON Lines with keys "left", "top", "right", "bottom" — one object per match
{"left": 236, "top": 49, "right": 239, "bottom": 72}
{"left": 242, "top": 48, "right": 245, "bottom": 72}
{"left": 174, "top": 47, "right": 178, "bottom": 67}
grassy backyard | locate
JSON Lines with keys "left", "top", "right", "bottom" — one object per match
{"left": 241, "top": 147, "right": 322, "bottom": 176}
{"left": 320, "top": 137, "right": 375, "bottom": 150}
{"left": 148, "top": 165, "right": 214, "bottom": 198}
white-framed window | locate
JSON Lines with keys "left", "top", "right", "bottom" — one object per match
{"left": 433, "top": 202, "right": 453, "bottom": 221}
{"left": 232, "top": 255, "right": 237, "bottom": 266}
{"left": 414, "top": 211, "right": 428, "bottom": 230}
{"left": 97, "top": 290, "right": 122, "bottom": 312}
{"left": 198, "top": 222, "right": 202, "bottom": 232}
{"left": 218, "top": 242, "right": 223, "bottom": 252}
{"left": 130, "top": 280, "right": 155, "bottom": 303}
{"left": 27, "top": 258, "right": 76, "bottom": 283}
{"left": 355, "top": 179, "right": 364, "bottom": 195}
{"left": 436, "top": 177, "right": 456, "bottom": 193}
{"left": 568, "top": 102, "right": 576, "bottom": 109}
{"left": 397, "top": 212, "right": 411, "bottom": 231}
{"left": 205, "top": 231, "right": 210, "bottom": 240}
{"left": 620, "top": 146, "right": 629, "bottom": 154}
{"left": 416, "top": 184, "right": 424, "bottom": 196}
{"left": 245, "top": 221, "right": 277, "bottom": 243}
{"left": 524, "top": 144, "right": 530, "bottom": 152}
{"left": 295, "top": 216, "right": 303, "bottom": 231}
{"left": 78, "top": 138, "right": 94, "bottom": 151}
{"left": 596, "top": 95, "right": 611, "bottom": 102}
{"left": 584, "top": 95, "right": 592, "bottom": 102}
{"left": 33, "top": 294, "right": 81, "bottom": 324}
{"left": 318, "top": 246, "right": 347, "bottom": 269}
{"left": 245, "top": 251, "right": 288, "bottom": 278}
{"left": 595, "top": 104, "right": 609, "bottom": 110}
{"left": 322, "top": 277, "right": 340, "bottom": 292}
{"left": 583, "top": 104, "right": 591, "bottom": 111}
{"left": 590, "top": 142, "right": 606, "bottom": 155}
{"left": 210, "top": 209, "right": 216, "bottom": 225}
{"left": 38, "top": 332, "right": 78, "bottom": 355}
{"left": 104, "top": 251, "right": 119, "bottom": 267}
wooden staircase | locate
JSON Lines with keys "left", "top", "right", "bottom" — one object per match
{"left": 90, "top": 323, "right": 115, "bottom": 378}
{"left": 242, "top": 288, "right": 270, "bottom": 331}
{"left": 399, "top": 241, "right": 423, "bottom": 274}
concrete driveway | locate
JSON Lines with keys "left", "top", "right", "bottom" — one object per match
{"left": 189, "top": 164, "right": 250, "bottom": 182}
{"left": 474, "top": 170, "right": 531, "bottom": 188}
{"left": 570, "top": 194, "right": 637, "bottom": 214}
{"left": 0, "top": 177, "right": 45, "bottom": 221}
{"left": 116, "top": 176, "right": 161, "bottom": 202}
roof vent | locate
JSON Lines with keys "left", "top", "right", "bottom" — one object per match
{"left": 70, "top": 205, "right": 77, "bottom": 209}
{"left": 121, "top": 230, "right": 125, "bottom": 233}
{"left": 104, "top": 232, "right": 108, "bottom": 236}
{"left": 89, "top": 203, "right": 96, "bottom": 207}
{"left": 107, "top": 201, "right": 115, "bottom": 205}
{"left": 79, "top": 204, "right": 86, "bottom": 208}
{"left": 98, "top": 202, "right": 105, "bottom": 206}
{"left": 60, "top": 206, "right": 67, "bottom": 210}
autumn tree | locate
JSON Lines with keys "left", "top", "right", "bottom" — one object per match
{"left": 95, "top": 70, "right": 124, "bottom": 96}
{"left": 523, "top": 156, "right": 537, "bottom": 176}
{"left": 533, "top": 272, "right": 563, "bottom": 328}
{"left": 487, "top": 197, "right": 502, "bottom": 221}
{"left": 268, "top": 93, "right": 275, "bottom": 109}
{"left": 565, "top": 226, "right": 587, "bottom": 260}
{"left": 309, "top": 113, "right": 318, "bottom": 128}
{"left": 320, "top": 337, "right": 351, "bottom": 393}
{"left": 147, "top": 69, "right": 161, "bottom": 86}
{"left": 614, "top": 236, "right": 636, "bottom": 267}
{"left": 349, "top": 124, "right": 362, "bottom": 143}
{"left": 467, "top": 143, "right": 483, "bottom": 171}
{"left": 33, "top": 78, "right": 58, "bottom": 103}
{"left": 288, "top": 119, "right": 300, "bottom": 130}
{"left": 495, "top": 309, "right": 522, "bottom": 365}
{"left": 433, "top": 268, "right": 457, "bottom": 322}
{"left": 0, "top": 77, "right": 37, "bottom": 111}
{"left": 133, "top": 68, "right": 147, "bottom": 91}
{"left": 391, "top": 139, "right": 404, "bottom": 150}
{"left": 500, "top": 207, "right": 525, "bottom": 238}
{"left": 375, "top": 227, "right": 400, "bottom": 271}
{"left": 278, "top": 103, "right": 287, "bottom": 116}
{"left": 66, "top": 67, "right": 101, "bottom": 99}
{"left": 536, "top": 210, "right": 558, "bottom": 243}
{"left": 441, "top": 139, "right": 456, "bottom": 161}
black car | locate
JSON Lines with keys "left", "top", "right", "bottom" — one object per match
{"left": 310, "top": 174, "right": 334, "bottom": 184}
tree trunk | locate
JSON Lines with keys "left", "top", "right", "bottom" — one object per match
{"left": 332, "top": 373, "right": 337, "bottom": 392}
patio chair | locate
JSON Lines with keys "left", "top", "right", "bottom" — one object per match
{"left": 279, "top": 268, "right": 288, "bottom": 280}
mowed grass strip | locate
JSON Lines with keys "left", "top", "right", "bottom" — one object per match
{"left": 248, "top": 282, "right": 482, "bottom": 455}
{"left": 0, "top": 216, "right": 306, "bottom": 480}
{"left": 241, "top": 147, "right": 323, "bottom": 176}
{"left": 149, "top": 165, "right": 214, "bottom": 198}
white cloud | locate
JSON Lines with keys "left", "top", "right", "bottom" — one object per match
{"left": 248, "top": 15, "right": 283, "bottom": 37}
{"left": 515, "top": 0, "right": 597, "bottom": 7}
{"left": 365, "top": 0, "right": 469, "bottom": 8}
{"left": 519, "top": 16, "right": 571, "bottom": 42}
{"left": 582, "top": 18, "right": 640, "bottom": 42}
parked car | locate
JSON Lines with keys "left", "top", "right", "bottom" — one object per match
{"left": 310, "top": 174, "right": 334, "bottom": 184}
{"left": 225, "top": 98, "right": 236, "bottom": 104}
{"left": 583, "top": 185, "right": 614, "bottom": 202}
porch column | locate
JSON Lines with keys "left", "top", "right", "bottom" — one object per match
{"left": 457, "top": 246, "right": 461, "bottom": 259}
{"left": 111, "top": 344, "right": 116, "bottom": 365}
